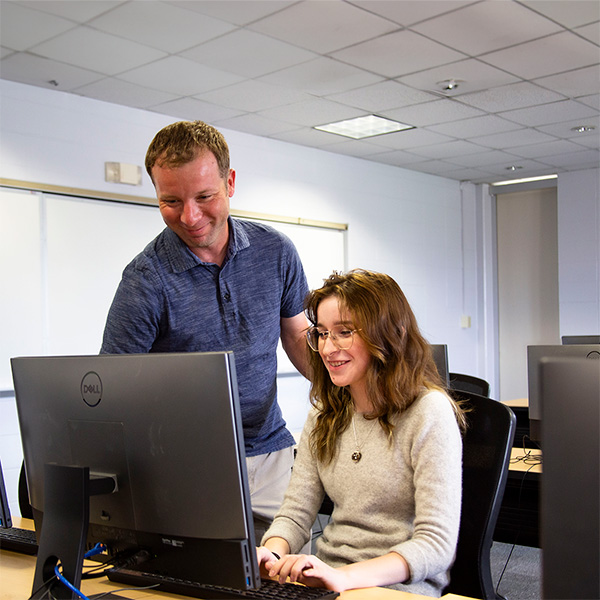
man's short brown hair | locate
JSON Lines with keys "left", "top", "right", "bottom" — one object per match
{"left": 145, "top": 120, "right": 230, "bottom": 181}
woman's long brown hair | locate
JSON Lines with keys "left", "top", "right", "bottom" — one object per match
{"left": 305, "top": 269, "right": 466, "bottom": 463}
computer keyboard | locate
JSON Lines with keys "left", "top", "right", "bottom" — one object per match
{"left": 0, "top": 525, "right": 38, "bottom": 555}
{"left": 108, "top": 567, "right": 340, "bottom": 599}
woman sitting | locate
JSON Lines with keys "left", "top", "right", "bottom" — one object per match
{"left": 257, "top": 269, "right": 466, "bottom": 596}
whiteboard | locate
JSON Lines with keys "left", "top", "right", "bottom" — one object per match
{"left": 0, "top": 186, "right": 346, "bottom": 388}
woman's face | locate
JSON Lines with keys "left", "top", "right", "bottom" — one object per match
{"left": 315, "top": 296, "right": 371, "bottom": 400}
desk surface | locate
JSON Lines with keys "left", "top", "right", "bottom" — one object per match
{"left": 2, "top": 519, "right": 471, "bottom": 600}
{"left": 509, "top": 447, "right": 542, "bottom": 474}
{"left": 502, "top": 398, "right": 528, "bottom": 408}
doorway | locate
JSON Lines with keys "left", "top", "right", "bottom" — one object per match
{"left": 496, "top": 187, "right": 559, "bottom": 401}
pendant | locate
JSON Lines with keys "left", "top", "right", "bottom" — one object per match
{"left": 351, "top": 451, "right": 362, "bottom": 462}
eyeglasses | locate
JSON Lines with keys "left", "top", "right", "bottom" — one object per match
{"left": 306, "top": 326, "right": 362, "bottom": 352}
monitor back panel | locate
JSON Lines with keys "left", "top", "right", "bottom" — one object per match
{"left": 540, "top": 357, "right": 599, "bottom": 599}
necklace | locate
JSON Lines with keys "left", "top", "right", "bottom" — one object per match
{"left": 350, "top": 413, "right": 378, "bottom": 463}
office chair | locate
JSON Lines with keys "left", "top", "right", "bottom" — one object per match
{"left": 449, "top": 372, "right": 491, "bottom": 397}
{"left": 444, "top": 391, "right": 516, "bottom": 600}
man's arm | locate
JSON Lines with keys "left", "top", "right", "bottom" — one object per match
{"left": 100, "top": 264, "right": 161, "bottom": 354}
{"left": 280, "top": 312, "right": 310, "bottom": 378}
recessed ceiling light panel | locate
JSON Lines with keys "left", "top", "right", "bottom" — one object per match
{"left": 314, "top": 115, "right": 414, "bottom": 139}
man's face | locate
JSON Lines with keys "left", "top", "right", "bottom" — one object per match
{"left": 153, "top": 151, "right": 235, "bottom": 260}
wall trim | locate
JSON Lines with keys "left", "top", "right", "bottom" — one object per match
{"left": 0, "top": 178, "right": 348, "bottom": 231}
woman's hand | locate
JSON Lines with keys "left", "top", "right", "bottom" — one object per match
{"left": 266, "top": 553, "right": 350, "bottom": 592}
{"left": 256, "top": 546, "right": 281, "bottom": 579}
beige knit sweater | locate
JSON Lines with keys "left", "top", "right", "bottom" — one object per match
{"left": 263, "top": 389, "right": 462, "bottom": 598}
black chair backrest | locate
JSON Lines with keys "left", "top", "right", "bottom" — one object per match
{"left": 449, "top": 372, "right": 491, "bottom": 397}
{"left": 444, "top": 391, "right": 516, "bottom": 600}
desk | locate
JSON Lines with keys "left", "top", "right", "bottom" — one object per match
{"left": 1, "top": 519, "right": 471, "bottom": 600}
{"left": 494, "top": 447, "right": 542, "bottom": 548}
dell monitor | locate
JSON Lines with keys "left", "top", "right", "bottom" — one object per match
{"left": 526, "top": 344, "right": 600, "bottom": 443}
{"left": 11, "top": 352, "right": 260, "bottom": 599}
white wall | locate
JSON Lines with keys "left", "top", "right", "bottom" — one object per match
{"left": 557, "top": 169, "right": 600, "bottom": 336}
{"left": 0, "top": 79, "right": 483, "bottom": 514}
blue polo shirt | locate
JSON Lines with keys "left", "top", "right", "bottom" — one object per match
{"left": 101, "top": 217, "right": 309, "bottom": 456}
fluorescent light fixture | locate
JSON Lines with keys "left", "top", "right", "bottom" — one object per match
{"left": 314, "top": 115, "right": 414, "bottom": 139}
{"left": 492, "top": 174, "right": 558, "bottom": 186}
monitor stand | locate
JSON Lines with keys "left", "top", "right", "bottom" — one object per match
{"left": 32, "top": 463, "right": 116, "bottom": 599}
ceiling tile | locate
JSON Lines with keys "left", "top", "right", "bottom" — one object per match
{"left": 169, "top": 0, "right": 296, "bottom": 26}
{"left": 364, "top": 149, "right": 432, "bottom": 168}
{"left": 381, "top": 99, "right": 485, "bottom": 127}
{"left": 530, "top": 149, "right": 600, "bottom": 168}
{"left": 408, "top": 159, "right": 474, "bottom": 176}
{"left": 74, "top": 77, "right": 178, "bottom": 108}
{"left": 411, "top": 1, "right": 561, "bottom": 55}
{"left": 196, "top": 80, "right": 311, "bottom": 112}
{"left": 248, "top": 1, "right": 398, "bottom": 53}
{"left": 117, "top": 55, "right": 243, "bottom": 96}
{"left": 316, "top": 138, "right": 393, "bottom": 159}
{"left": 499, "top": 99, "right": 599, "bottom": 127}
{"left": 480, "top": 31, "right": 600, "bottom": 80}
{"left": 569, "top": 134, "right": 600, "bottom": 150}
{"left": 258, "top": 98, "right": 364, "bottom": 128}
{"left": 258, "top": 57, "right": 383, "bottom": 96}
{"left": 212, "top": 112, "right": 297, "bottom": 136}
{"left": 578, "top": 94, "right": 600, "bottom": 110}
{"left": 30, "top": 26, "right": 166, "bottom": 75}
{"left": 520, "top": 0, "right": 600, "bottom": 28}
{"left": 442, "top": 166, "right": 499, "bottom": 182}
{"left": 367, "top": 128, "right": 456, "bottom": 150}
{"left": 427, "top": 114, "right": 523, "bottom": 138}
{"left": 326, "top": 80, "right": 438, "bottom": 113}
{"left": 445, "top": 149, "right": 525, "bottom": 168}
{"left": 536, "top": 116, "right": 600, "bottom": 140}
{"left": 268, "top": 127, "right": 344, "bottom": 148}
{"left": 407, "top": 139, "right": 487, "bottom": 160}
{"left": 468, "top": 128, "right": 558, "bottom": 149}
{"left": 346, "top": 1, "right": 478, "bottom": 27}
{"left": 534, "top": 65, "right": 600, "bottom": 99}
{"left": 150, "top": 97, "right": 244, "bottom": 123}
{"left": 456, "top": 81, "right": 566, "bottom": 112}
{"left": 480, "top": 159, "right": 557, "bottom": 175}
{"left": 88, "top": 1, "right": 236, "bottom": 53}
{"left": 0, "top": 1, "right": 76, "bottom": 51}
{"left": 510, "top": 139, "right": 593, "bottom": 159}
{"left": 182, "top": 29, "right": 315, "bottom": 78}
{"left": 0, "top": 52, "right": 102, "bottom": 90}
{"left": 398, "top": 58, "right": 521, "bottom": 96}
{"left": 574, "top": 22, "right": 600, "bottom": 45}
{"left": 332, "top": 29, "right": 466, "bottom": 78}
{"left": 11, "top": 0, "right": 126, "bottom": 22}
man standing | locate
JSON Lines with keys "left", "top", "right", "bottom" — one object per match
{"left": 101, "top": 120, "right": 309, "bottom": 543}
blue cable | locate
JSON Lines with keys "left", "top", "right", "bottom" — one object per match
{"left": 52, "top": 544, "right": 106, "bottom": 599}
{"left": 54, "top": 564, "right": 90, "bottom": 600}
{"left": 84, "top": 542, "right": 106, "bottom": 559}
